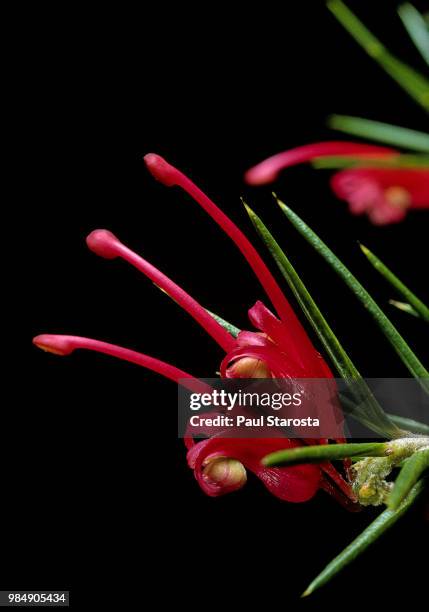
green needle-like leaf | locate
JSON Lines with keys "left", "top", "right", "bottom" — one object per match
{"left": 244, "top": 202, "right": 404, "bottom": 439}
{"left": 276, "top": 198, "right": 429, "bottom": 392}
{"left": 360, "top": 244, "right": 429, "bottom": 322}
{"left": 263, "top": 442, "right": 387, "bottom": 467}
{"left": 206, "top": 310, "right": 240, "bottom": 338}
{"left": 327, "top": 0, "right": 429, "bottom": 111}
{"left": 398, "top": 3, "right": 429, "bottom": 66}
{"left": 388, "top": 447, "right": 429, "bottom": 510}
{"left": 388, "top": 414, "right": 429, "bottom": 435}
{"left": 389, "top": 300, "right": 419, "bottom": 318}
{"left": 312, "top": 153, "right": 429, "bottom": 170}
{"left": 328, "top": 115, "right": 429, "bottom": 152}
{"left": 302, "top": 478, "right": 427, "bottom": 596}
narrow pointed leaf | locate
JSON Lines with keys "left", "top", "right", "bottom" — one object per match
{"left": 206, "top": 310, "right": 240, "bottom": 338}
{"left": 244, "top": 202, "right": 405, "bottom": 438}
{"left": 389, "top": 300, "right": 419, "bottom": 317}
{"left": 388, "top": 413, "right": 429, "bottom": 435}
{"left": 312, "top": 153, "right": 429, "bottom": 169}
{"left": 327, "top": 0, "right": 429, "bottom": 111}
{"left": 302, "top": 479, "right": 426, "bottom": 596}
{"left": 398, "top": 3, "right": 429, "bottom": 66}
{"left": 388, "top": 447, "right": 429, "bottom": 510}
{"left": 263, "top": 442, "right": 387, "bottom": 467}
{"left": 338, "top": 393, "right": 406, "bottom": 438}
{"left": 360, "top": 245, "right": 429, "bottom": 322}
{"left": 328, "top": 115, "right": 429, "bottom": 152}
{"left": 276, "top": 198, "right": 429, "bottom": 392}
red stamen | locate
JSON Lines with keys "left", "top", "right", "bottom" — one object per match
{"left": 86, "top": 230, "right": 235, "bottom": 353}
{"left": 143, "top": 154, "right": 310, "bottom": 341}
{"left": 33, "top": 334, "right": 210, "bottom": 393}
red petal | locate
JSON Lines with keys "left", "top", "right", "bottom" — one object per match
{"left": 236, "top": 330, "right": 271, "bottom": 348}
{"left": 187, "top": 433, "right": 321, "bottom": 502}
{"left": 248, "top": 301, "right": 323, "bottom": 372}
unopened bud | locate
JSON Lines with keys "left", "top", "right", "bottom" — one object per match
{"left": 228, "top": 357, "right": 271, "bottom": 378}
{"left": 203, "top": 457, "right": 247, "bottom": 491}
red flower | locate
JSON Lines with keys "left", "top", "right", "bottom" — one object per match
{"left": 33, "top": 153, "right": 356, "bottom": 506}
{"left": 187, "top": 432, "right": 321, "bottom": 502}
{"left": 222, "top": 300, "right": 334, "bottom": 379}
{"left": 245, "top": 141, "right": 429, "bottom": 224}
{"left": 331, "top": 167, "right": 429, "bottom": 225}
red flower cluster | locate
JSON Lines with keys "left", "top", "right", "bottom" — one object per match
{"left": 34, "top": 154, "right": 356, "bottom": 507}
{"left": 245, "top": 141, "right": 429, "bottom": 225}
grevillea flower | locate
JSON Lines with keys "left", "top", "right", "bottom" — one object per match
{"left": 331, "top": 167, "right": 429, "bottom": 225}
{"left": 245, "top": 141, "right": 429, "bottom": 224}
{"left": 33, "top": 153, "right": 356, "bottom": 507}
{"left": 187, "top": 431, "right": 321, "bottom": 501}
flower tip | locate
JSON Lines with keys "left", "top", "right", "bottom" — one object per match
{"left": 244, "top": 164, "right": 279, "bottom": 186}
{"left": 86, "top": 229, "right": 120, "bottom": 259}
{"left": 33, "top": 334, "right": 75, "bottom": 356}
{"left": 144, "top": 153, "right": 178, "bottom": 187}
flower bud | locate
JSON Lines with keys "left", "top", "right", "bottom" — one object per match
{"left": 203, "top": 457, "right": 247, "bottom": 492}
{"left": 228, "top": 357, "right": 271, "bottom": 378}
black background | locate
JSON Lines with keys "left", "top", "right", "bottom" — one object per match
{"left": 7, "top": 0, "right": 429, "bottom": 608}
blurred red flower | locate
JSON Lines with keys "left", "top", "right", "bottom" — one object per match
{"left": 245, "top": 141, "right": 429, "bottom": 224}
